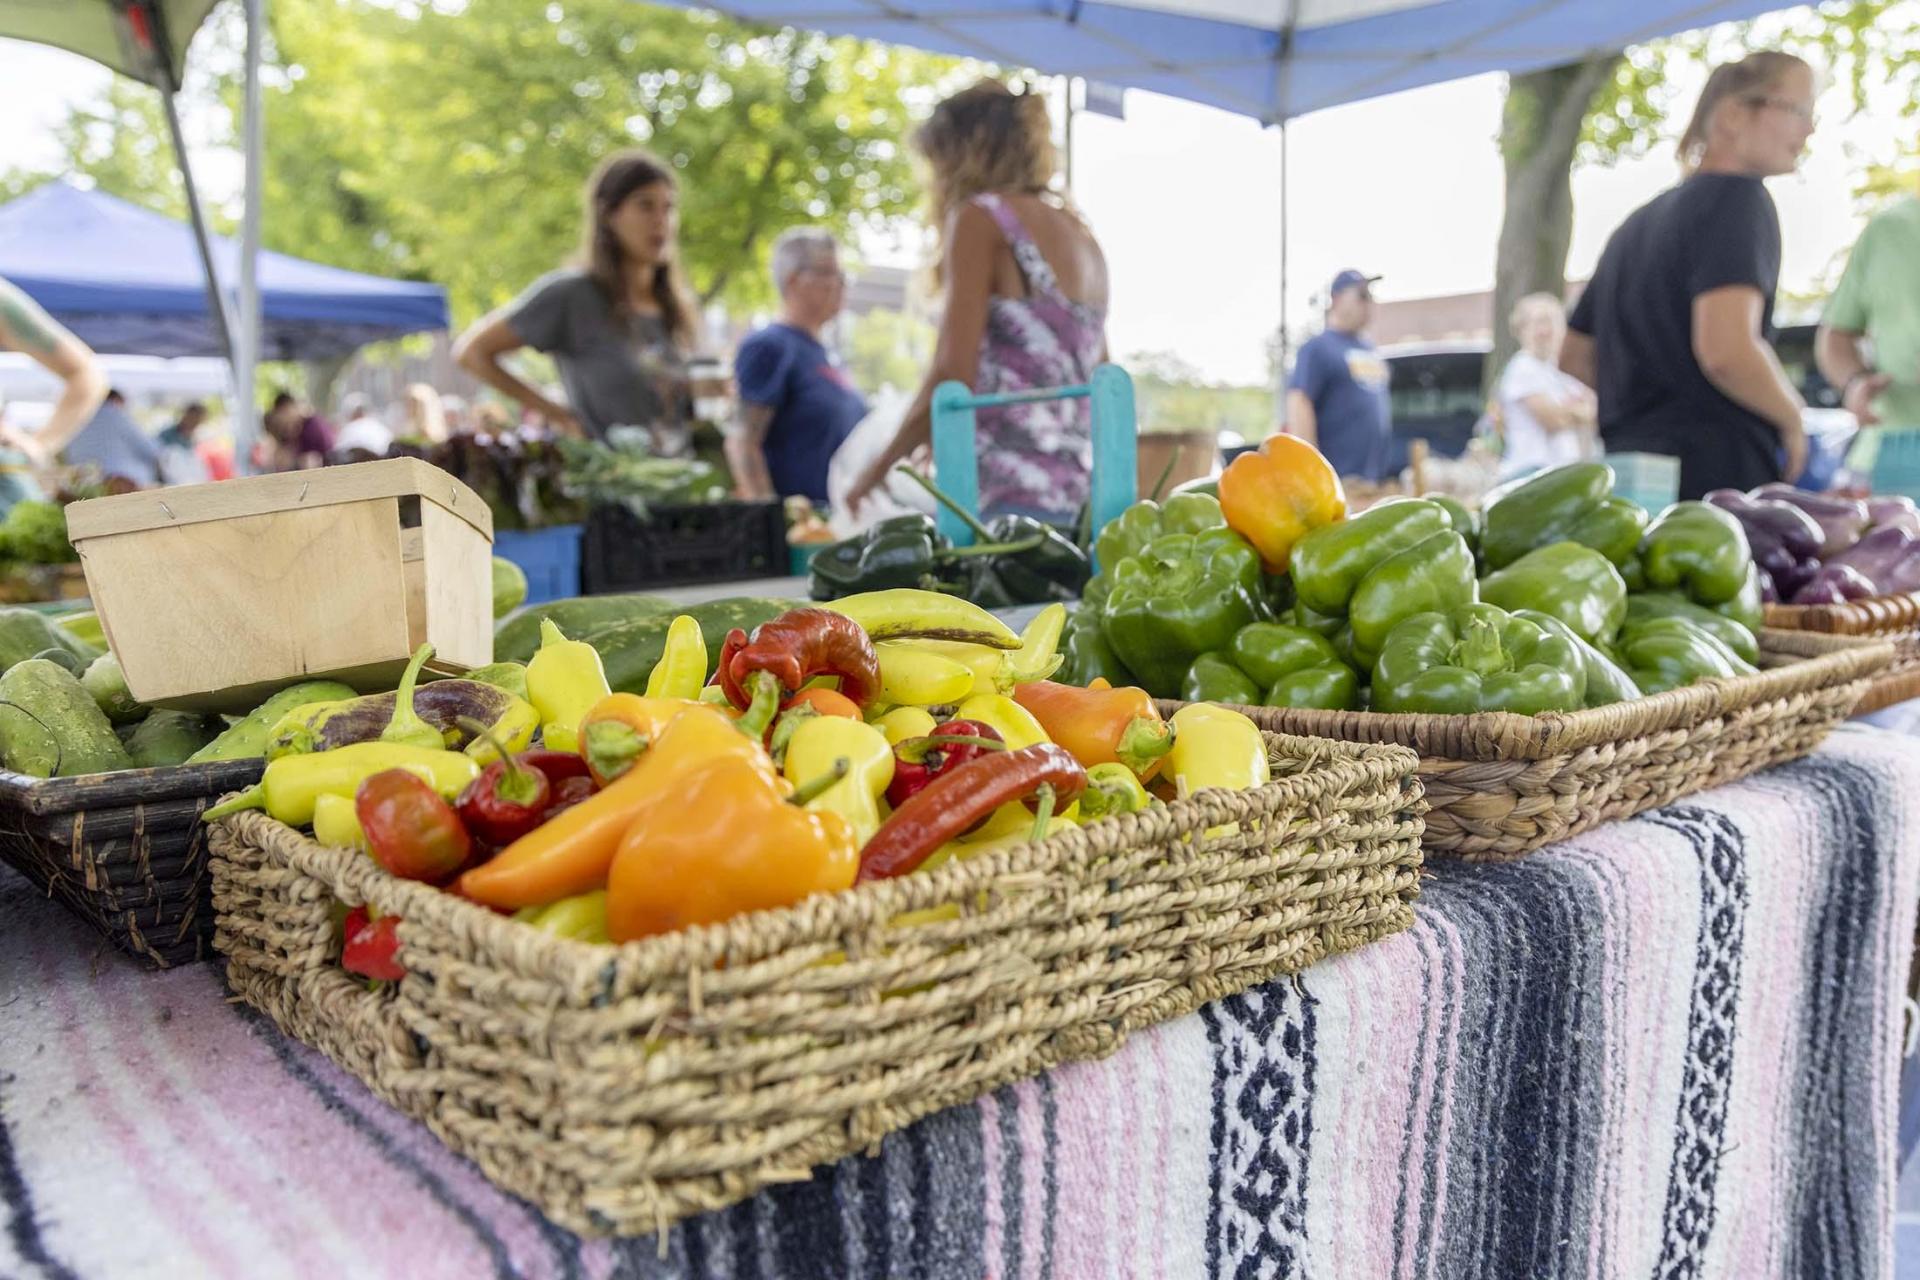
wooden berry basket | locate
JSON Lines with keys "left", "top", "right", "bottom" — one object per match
{"left": 211, "top": 732, "right": 1424, "bottom": 1236}
{"left": 1185, "top": 629, "right": 1891, "bottom": 862}
{"left": 0, "top": 758, "right": 265, "bottom": 967}
{"left": 1764, "top": 591, "right": 1920, "bottom": 715}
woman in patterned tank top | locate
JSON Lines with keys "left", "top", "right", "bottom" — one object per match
{"left": 845, "top": 80, "right": 1110, "bottom": 525}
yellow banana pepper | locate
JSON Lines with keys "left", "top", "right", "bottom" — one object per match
{"left": 644, "top": 615, "right": 708, "bottom": 701}
{"left": 876, "top": 642, "right": 975, "bottom": 706}
{"left": 512, "top": 890, "right": 611, "bottom": 943}
{"left": 953, "top": 693, "right": 1049, "bottom": 750}
{"left": 311, "top": 792, "right": 369, "bottom": 852}
{"left": 783, "top": 715, "right": 893, "bottom": 845}
{"left": 201, "top": 742, "right": 479, "bottom": 827}
{"left": 1004, "top": 603, "right": 1068, "bottom": 685}
{"left": 872, "top": 705, "right": 939, "bottom": 746}
{"left": 526, "top": 619, "right": 610, "bottom": 753}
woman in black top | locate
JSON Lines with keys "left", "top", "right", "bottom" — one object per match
{"left": 455, "top": 150, "right": 698, "bottom": 455}
{"left": 1561, "top": 51, "right": 1815, "bottom": 497}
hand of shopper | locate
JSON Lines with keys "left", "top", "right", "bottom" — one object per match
{"left": 1842, "top": 371, "right": 1892, "bottom": 427}
{"left": 1779, "top": 418, "right": 1809, "bottom": 483}
{"left": 542, "top": 403, "right": 585, "bottom": 438}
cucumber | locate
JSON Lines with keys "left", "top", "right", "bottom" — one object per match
{"left": 81, "top": 653, "right": 146, "bottom": 724}
{"left": 0, "top": 658, "right": 133, "bottom": 776}
{"left": 186, "top": 679, "right": 360, "bottom": 762}
{"left": 583, "top": 598, "right": 800, "bottom": 693}
{"left": 492, "top": 593, "right": 675, "bottom": 663}
{"left": 125, "top": 710, "right": 221, "bottom": 768}
{"left": 492, "top": 557, "right": 529, "bottom": 618}
{"left": 460, "top": 661, "right": 529, "bottom": 701}
{"left": 0, "top": 607, "right": 102, "bottom": 672}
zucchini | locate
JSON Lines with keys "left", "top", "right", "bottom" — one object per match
{"left": 460, "top": 662, "right": 529, "bottom": 701}
{"left": 186, "top": 679, "right": 360, "bottom": 762}
{"left": 81, "top": 652, "right": 146, "bottom": 724}
{"left": 125, "top": 710, "right": 221, "bottom": 768}
{"left": 0, "top": 658, "right": 133, "bottom": 776}
{"left": 584, "top": 598, "right": 799, "bottom": 693}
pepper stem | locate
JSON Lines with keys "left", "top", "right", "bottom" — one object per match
{"left": 767, "top": 704, "right": 819, "bottom": 763}
{"left": 787, "top": 757, "right": 851, "bottom": 807}
{"left": 1115, "top": 717, "right": 1174, "bottom": 775}
{"left": 735, "top": 670, "right": 784, "bottom": 741}
{"left": 379, "top": 643, "right": 439, "bottom": 747}
{"left": 1028, "top": 784, "right": 1056, "bottom": 842}
{"left": 895, "top": 465, "right": 996, "bottom": 542}
{"left": 894, "top": 733, "right": 1011, "bottom": 765}
{"left": 582, "top": 719, "right": 648, "bottom": 783}
{"left": 201, "top": 782, "right": 265, "bottom": 822}
{"left": 458, "top": 716, "right": 540, "bottom": 805}
{"left": 936, "top": 534, "right": 1047, "bottom": 560}
{"left": 1450, "top": 618, "right": 1506, "bottom": 677}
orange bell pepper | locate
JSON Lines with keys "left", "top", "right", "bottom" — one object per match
{"left": 1010, "top": 679, "right": 1173, "bottom": 780}
{"left": 606, "top": 753, "right": 859, "bottom": 941}
{"left": 577, "top": 692, "right": 697, "bottom": 786}
{"left": 457, "top": 705, "right": 774, "bottom": 910}
{"left": 1218, "top": 434, "right": 1347, "bottom": 574}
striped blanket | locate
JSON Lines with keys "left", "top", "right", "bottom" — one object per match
{"left": 3, "top": 726, "right": 1916, "bottom": 1280}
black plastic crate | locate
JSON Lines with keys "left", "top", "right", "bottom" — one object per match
{"left": 582, "top": 501, "right": 789, "bottom": 590}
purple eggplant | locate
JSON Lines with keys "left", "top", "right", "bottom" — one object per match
{"left": 1866, "top": 495, "right": 1918, "bottom": 527}
{"left": 1792, "top": 563, "right": 1878, "bottom": 605}
{"left": 1825, "top": 524, "right": 1920, "bottom": 594}
{"left": 1758, "top": 567, "right": 1779, "bottom": 603}
{"left": 1710, "top": 488, "right": 1826, "bottom": 560}
{"left": 1874, "top": 507, "right": 1920, "bottom": 539}
{"left": 1773, "top": 555, "right": 1821, "bottom": 598}
{"left": 1750, "top": 484, "right": 1869, "bottom": 556}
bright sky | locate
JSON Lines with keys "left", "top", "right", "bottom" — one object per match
{"left": 1, "top": 3, "right": 1914, "bottom": 387}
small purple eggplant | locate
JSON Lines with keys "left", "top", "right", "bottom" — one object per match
{"left": 1750, "top": 484, "right": 1869, "bottom": 557}
{"left": 1792, "top": 563, "right": 1878, "bottom": 605}
{"left": 1826, "top": 524, "right": 1920, "bottom": 595}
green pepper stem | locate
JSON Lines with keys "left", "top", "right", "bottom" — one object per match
{"left": 1028, "top": 784, "right": 1056, "bottom": 842}
{"left": 895, "top": 465, "right": 996, "bottom": 541}
{"left": 894, "top": 732, "right": 1010, "bottom": 765}
{"left": 380, "top": 643, "right": 439, "bottom": 747}
{"left": 734, "top": 670, "right": 784, "bottom": 741}
{"left": 458, "top": 716, "right": 540, "bottom": 805}
{"left": 935, "top": 534, "right": 1047, "bottom": 560}
{"left": 201, "top": 782, "right": 265, "bottom": 822}
{"left": 767, "top": 704, "right": 818, "bottom": 763}
{"left": 1115, "top": 717, "right": 1174, "bottom": 773}
{"left": 1450, "top": 618, "right": 1506, "bottom": 677}
{"left": 582, "top": 720, "right": 648, "bottom": 783}
{"left": 787, "top": 757, "right": 851, "bottom": 807}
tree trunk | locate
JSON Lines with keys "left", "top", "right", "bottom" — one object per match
{"left": 1487, "top": 55, "right": 1621, "bottom": 399}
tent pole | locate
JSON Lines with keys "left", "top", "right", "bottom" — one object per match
{"left": 157, "top": 81, "right": 235, "bottom": 369}
{"left": 235, "top": 0, "right": 267, "bottom": 469}
{"left": 1275, "top": 119, "right": 1289, "bottom": 432}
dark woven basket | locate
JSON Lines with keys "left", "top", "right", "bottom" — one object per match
{"left": 0, "top": 759, "right": 264, "bottom": 968}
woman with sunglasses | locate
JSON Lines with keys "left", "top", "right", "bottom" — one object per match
{"left": 1561, "top": 51, "right": 1816, "bottom": 497}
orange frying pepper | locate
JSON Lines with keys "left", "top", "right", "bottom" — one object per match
{"left": 457, "top": 705, "right": 773, "bottom": 911}
{"left": 1010, "top": 680, "right": 1173, "bottom": 781}
{"left": 782, "top": 687, "right": 863, "bottom": 719}
{"left": 575, "top": 692, "right": 697, "bottom": 787}
{"left": 1218, "top": 434, "right": 1347, "bottom": 574}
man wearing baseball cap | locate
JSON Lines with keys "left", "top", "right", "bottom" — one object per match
{"left": 1286, "top": 269, "right": 1391, "bottom": 479}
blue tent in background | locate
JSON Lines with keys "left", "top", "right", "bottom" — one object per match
{"left": 0, "top": 181, "right": 449, "bottom": 360}
{"left": 659, "top": 0, "right": 1788, "bottom": 123}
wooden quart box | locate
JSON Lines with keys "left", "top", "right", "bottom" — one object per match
{"left": 66, "top": 458, "right": 494, "bottom": 712}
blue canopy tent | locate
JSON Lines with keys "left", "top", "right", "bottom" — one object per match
{"left": 0, "top": 182, "right": 450, "bottom": 361}
{"left": 644, "top": 0, "right": 1793, "bottom": 373}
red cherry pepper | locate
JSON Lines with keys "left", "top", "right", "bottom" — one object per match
{"left": 884, "top": 720, "right": 1006, "bottom": 808}
{"left": 355, "top": 768, "right": 473, "bottom": 883}
{"left": 519, "top": 749, "right": 592, "bottom": 789}
{"left": 722, "top": 609, "right": 882, "bottom": 738}
{"left": 341, "top": 906, "right": 406, "bottom": 981}
{"left": 858, "top": 743, "right": 1087, "bottom": 882}
{"left": 456, "top": 751, "right": 553, "bottom": 847}
{"left": 544, "top": 774, "right": 597, "bottom": 817}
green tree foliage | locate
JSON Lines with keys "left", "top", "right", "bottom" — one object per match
{"left": 1127, "top": 350, "right": 1271, "bottom": 441}
{"left": 841, "top": 306, "right": 935, "bottom": 397}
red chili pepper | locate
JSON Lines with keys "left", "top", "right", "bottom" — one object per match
{"left": 884, "top": 720, "right": 1005, "bottom": 809}
{"left": 711, "top": 627, "right": 751, "bottom": 707}
{"left": 456, "top": 751, "right": 553, "bottom": 847}
{"left": 341, "top": 906, "right": 406, "bottom": 981}
{"left": 544, "top": 773, "right": 597, "bottom": 818}
{"left": 857, "top": 743, "right": 1087, "bottom": 882}
{"left": 519, "top": 749, "right": 592, "bottom": 789}
{"left": 356, "top": 768, "right": 473, "bottom": 883}
{"left": 725, "top": 609, "right": 881, "bottom": 737}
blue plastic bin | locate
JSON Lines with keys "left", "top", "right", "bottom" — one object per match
{"left": 1603, "top": 451, "right": 1680, "bottom": 514}
{"left": 1859, "top": 427, "right": 1920, "bottom": 503}
{"left": 493, "top": 525, "right": 583, "bottom": 606}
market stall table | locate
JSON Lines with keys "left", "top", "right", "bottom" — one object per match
{"left": 2, "top": 727, "right": 1915, "bottom": 1280}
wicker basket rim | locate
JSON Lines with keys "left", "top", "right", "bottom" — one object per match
{"left": 1165, "top": 630, "right": 1892, "bottom": 760}
{"left": 1764, "top": 589, "right": 1920, "bottom": 635}
{"left": 216, "top": 729, "right": 1424, "bottom": 990}
{"left": 0, "top": 757, "right": 265, "bottom": 817}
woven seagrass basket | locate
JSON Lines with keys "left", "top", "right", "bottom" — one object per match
{"left": 1179, "top": 629, "right": 1891, "bottom": 861}
{"left": 0, "top": 759, "right": 264, "bottom": 968}
{"left": 212, "top": 731, "right": 1423, "bottom": 1236}
{"left": 1764, "top": 591, "right": 1920, "bottom": 715}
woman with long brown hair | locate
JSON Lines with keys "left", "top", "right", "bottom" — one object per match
{"left": 455, "top": 150, "right": 700, "bottom": 454}
{"left": 1560, "top": 51, "right": 1816, "bottom": 497}
{"left": 845, "top": 79, "right": 1109, "bottom": 523}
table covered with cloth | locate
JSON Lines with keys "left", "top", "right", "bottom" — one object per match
{"left": 2, "top": 726, "right": 1917, "bottom": 1280}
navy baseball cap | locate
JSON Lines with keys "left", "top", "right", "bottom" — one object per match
{"left": 1330, "top": 269, "right": 1380, "bottom": 297}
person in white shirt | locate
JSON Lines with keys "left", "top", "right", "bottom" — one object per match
{"left": 332, "top": 394, "right": 394, "bottom": 457}
{"left": 1497, "top": 292, "right": 1598, "bottom": 477}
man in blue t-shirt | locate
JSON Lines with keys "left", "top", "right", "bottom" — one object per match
{"left": 1286, "top": 269, "right": 1392, "bottom": 480}
{"left": 727, "top": 229, "right": 869, "bottom": 502}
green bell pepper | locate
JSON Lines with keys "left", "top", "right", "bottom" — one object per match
{"left": 1634, "top": 501, "right": 1752, "bottom": 606}
{"left": 1622, "top": 593, "right": 1759, "bottom": 664}
{"left": 1614, "top": 615, "right": 1756, "bottom": 695}
{"left": 1182, "top": 652, "right": 1263, "bottom": 704}
{"left": 1711, "top": 562, "right": 1764, "bottom": 633}
{"left": 1478, "top": 541, "right": 1629, "bottom": 645}
{"left": 1102, "top": 527, "right": 1264, "bottom": 696}
{"left": 807, "top": 514, "right": 949, "bottom": 600}
{"left": 1294, "top": 599, "right": 1357, "bottom": 669}
{"left": 1372, "top": 603, "right": 1586, "bottom": 715}
{"left": 1093, "top": 493, "right": 1225, "bottom": 572}
{"left": 1062, "top": 577, "right": 1134, "bottom": 687}
{"left": 1428, "top": 494, "right": 1481, "bottom": 554}
{"left": 1347, "top": 529, "right": 1479, "bottom": 668}
{"left": 1480, "top": 461, "right": 1648, "bottom": 569}
{"left": 1513, "top": 609, "right": 1641, "bottom": 707}
{"left": 1230, "top": 622, "right": 1360, "bottom": 710}
{"left": 1290, "top": 499, "right": 1452, "bottom": 616}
